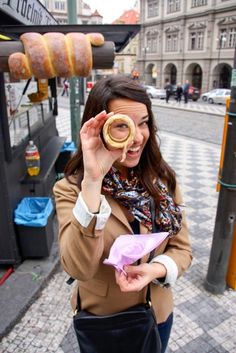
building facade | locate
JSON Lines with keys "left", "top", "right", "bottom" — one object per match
{"left": 138, "top": 0, "right": 236, "bottom": 92}
{"left": 113, "top": 9, "right": 140, "bottom": 76}
{"left": 41, "top": 0, "right": 102, "bottom": 24}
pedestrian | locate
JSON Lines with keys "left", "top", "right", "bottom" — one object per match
{"left": 53, "top": 75, "right": 192, "bottom": 353}
{"left": 183, "top": 80, "right": 190, "bottom": 104}
{"left": 164, "top": 80, "right": 172, "bottom": 103}
{"left": 176, "top": 83, "right": 183, "bottom": 103}
{"left": 61, "top": 78, "right": 69, "bottom": 96}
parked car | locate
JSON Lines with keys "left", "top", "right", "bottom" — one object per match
{"left": 144, "top": 85, "right": 166, "bottom": 99}
{"left": 207, "top": 89, "right": 231, "bottom": 104}
{"left": 171, "top": 84, "right": 200, "bottom": 101}
{"left": 188, "top": 86, "right": 200, "bottom": 101}
{"left": 201, "top": 89, "right": 219, "bottom": 102}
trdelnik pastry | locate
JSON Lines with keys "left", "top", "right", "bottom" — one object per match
{"left": 102, "top": 114, "right": 136, "bottom": 162}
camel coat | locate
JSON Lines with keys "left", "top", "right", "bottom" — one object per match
{"left": 53, "top": 177, "right": 192, "bottom": 324}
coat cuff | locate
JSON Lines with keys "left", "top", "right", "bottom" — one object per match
{"left": 150, "top": 254, "right": 178, "bottom": 287}
{"left": 73, "top": 192, "right": 111, "bottom": 230}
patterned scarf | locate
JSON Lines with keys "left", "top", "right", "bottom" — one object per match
{"left": 102, "top": 167, "right": 182, "bottom": 236}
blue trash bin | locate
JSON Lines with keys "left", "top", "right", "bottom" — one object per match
{"left": 55, "top": 141, "right": 77, "bottom": 173}
{"left": 14, "top": 197, "right": 54, "bottom": 258}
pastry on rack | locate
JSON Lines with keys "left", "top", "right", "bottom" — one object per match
{"left": 8, "top": 32, "right": 105, "bottom": 80}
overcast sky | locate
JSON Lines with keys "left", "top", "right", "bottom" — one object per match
{"left": 85, "top": 0, "right": 137, "bottom": 23}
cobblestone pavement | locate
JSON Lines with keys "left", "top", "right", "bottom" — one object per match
{"left": 1, "top": 106, "right": 235, "bottom": 353}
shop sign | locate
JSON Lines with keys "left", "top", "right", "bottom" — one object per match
{"left": 0, "top": 0, "right": 57, "bottom": 25}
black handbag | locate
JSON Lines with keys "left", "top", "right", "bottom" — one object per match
{"left": 73, "top": 291, "right": 161, "bottom": 353}
{"left": 73, "top": 198, "right": 162, "bottom": 353}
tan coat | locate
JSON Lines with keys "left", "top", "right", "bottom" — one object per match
{"left": 53, "top": 177, "right": 192, "bottom": 324}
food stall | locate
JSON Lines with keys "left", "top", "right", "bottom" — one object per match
{"left": 0, "top": 2, "right": 140, "bottom": 264}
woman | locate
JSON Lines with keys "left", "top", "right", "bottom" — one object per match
{"left": 53, "top": 75, "right": 192, "bottom": 353}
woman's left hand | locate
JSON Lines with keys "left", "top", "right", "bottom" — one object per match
{"left": 115, "top": 262, "right": 167, "bottom": 292}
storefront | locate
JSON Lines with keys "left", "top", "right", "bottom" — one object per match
{"left": 0, "top": 4, "right": 140, "bottom": 264}
{"left": 0, "top": 1, "right": 59, "bottom": 264}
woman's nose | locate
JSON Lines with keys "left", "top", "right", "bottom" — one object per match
{"left": 133, "top": 127, "right": 143, "bottom": 144}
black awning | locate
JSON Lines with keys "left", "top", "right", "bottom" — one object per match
{"left": 0, "top": 24, "right": 140, "bottom": 52}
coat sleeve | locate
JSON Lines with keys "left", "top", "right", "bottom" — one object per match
{"left": 53, "top": 178, "right": 106, "bottom": 281}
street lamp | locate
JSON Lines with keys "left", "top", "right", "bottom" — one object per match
{"left": 217, "top": 34, "right": 227, "bottom": 87}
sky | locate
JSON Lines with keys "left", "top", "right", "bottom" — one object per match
{"left": 85, "top": 0, "right": 137, "bottom": 23}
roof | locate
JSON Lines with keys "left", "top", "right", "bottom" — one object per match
{"left": 0, "top": 24, "right": 140, "bottom": 52}
{"left": 92, "top": 10, "right": 103, "bottom": 18}
{"left": 113, "top": 9, "right": 139, "bottom": 25}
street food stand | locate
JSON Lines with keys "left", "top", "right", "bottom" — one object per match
{"left": 0, "top": 5, "right": 140, "bottom": 264}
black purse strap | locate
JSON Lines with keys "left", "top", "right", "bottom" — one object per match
{"left": 145, "top": 197, "right": 157, "bottom": 303}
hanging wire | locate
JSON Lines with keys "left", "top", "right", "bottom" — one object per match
{"left": 218, "top": 179, "right": 236, "bottom": 189}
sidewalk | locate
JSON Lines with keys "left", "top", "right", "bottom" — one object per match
{"left": 0, "top": 105, "right": 235, "bottom": 353}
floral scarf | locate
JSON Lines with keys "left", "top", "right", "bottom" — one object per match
{"left": 102, "top": 167, "right": 182, "bottom": 236}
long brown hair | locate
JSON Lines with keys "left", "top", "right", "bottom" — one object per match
{"left": 65, "top": 75, "right": 176, "bottom": 201}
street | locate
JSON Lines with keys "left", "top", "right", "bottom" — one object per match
{"left": 1, "top": 97, "right": 235, "bottom": 353}
{"left": 152, "top": 105, "right": 224, "bottom": 145}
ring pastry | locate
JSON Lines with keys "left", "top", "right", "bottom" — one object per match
{"left": 102, "top": 114, "right": 135, "bottom": 162}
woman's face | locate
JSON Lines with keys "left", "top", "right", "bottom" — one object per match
{"left": 108, "top": 98, "right": 150, "bottom": 169}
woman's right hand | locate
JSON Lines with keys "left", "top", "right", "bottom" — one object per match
{"left": 80, "top": 110, "right": 122, "bottom": 182}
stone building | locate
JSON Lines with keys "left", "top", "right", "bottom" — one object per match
{"left": 113, "top": 8, "right": 140, "bottom": 76}
{"left": 41, "top": 0, "right": 103, "bottom": 24}
{"left": 138, "top": 0, "right": 236, "bottom": 92}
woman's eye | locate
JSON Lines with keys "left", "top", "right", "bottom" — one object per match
{"left": 140, "top": 120, "right": 149, "bottom": 127}
{"left": 115, "top": 123, "right": 129, "bottom": 130}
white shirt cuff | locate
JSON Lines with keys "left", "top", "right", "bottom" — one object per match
{"left": 150, "top": 254, "right": 178, "bottom": 287}
{"left": 73, "top": 192, "right": 111, "bottom": 231}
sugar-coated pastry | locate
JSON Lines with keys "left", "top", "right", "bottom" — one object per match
{"left": 8, "top": 32, "right": 105, "bottom": 79}
{"left": 66, "top": 33, "right": 92, "bottom": 77}
{"left": 86, "top": 33, "right": 105, "bottom": 46}
{"left": 102, "top": 114, "right": 136, "bottom": 162}
{"left": 21, "top": 32, "right": 55, "bottom": 78}
{"left": 8, "top": 52, "right": 32, "bottom": 80}
{"left": 43, "top": 32, "right": 73, "bottom": 78}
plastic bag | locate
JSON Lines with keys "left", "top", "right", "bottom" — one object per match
{"left": 103, "top": 232, "right": 169, "bottom": 273}
{"left": 14, "top": 197, "right": 53, "bottom": 227}
{"left": 60, "top": 141, "right": 76, "bottom": 153}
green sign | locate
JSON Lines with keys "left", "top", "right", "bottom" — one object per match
{"left": 231, "top": 69, "right": 236, "bottom": 87}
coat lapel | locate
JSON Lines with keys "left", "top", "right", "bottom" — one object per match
{"left": 106, "top": 195, "right": 133, "bottom": 233}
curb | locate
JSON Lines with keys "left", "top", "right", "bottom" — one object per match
{"left": 0, "top": 219, "right": 60, "bottom": 340}
{"left": 151, "top": 100, "right": 225, "bottom": 117}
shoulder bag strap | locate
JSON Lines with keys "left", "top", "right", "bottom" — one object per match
{"left": 146, "top": 197, "right": 158, "bottom": 303}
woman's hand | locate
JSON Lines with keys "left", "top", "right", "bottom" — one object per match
{"left": 115, "top": 262, "right": 167, "bottom": 292}
{"left": 80, "top": 110, "right": 123, "bottom": 182}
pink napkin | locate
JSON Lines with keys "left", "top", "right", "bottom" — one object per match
{"left": 103, "top": 232, "right": 168, "bottom": 273}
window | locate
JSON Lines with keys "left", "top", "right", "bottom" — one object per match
{"left": 167, "top": 0, "right": 180, "bottom": 14}
{"left": 54, "top": 1, "right": 65, "bottom": 11}
{"left": 146, "top": 31, "right": 158, "bottom": 53}
{"left": 228, "top": 28, "right": 236, "bottom": 48}
{"left": 191, "top": 0, "right": 207, "bottom": 7}
{"left": 165, "top": 33, "right": 178, "bottom": 52}
{"left": 147, "top": 0, "right": 159, "bottom": 18}
{"left": 218, "top": 27, "right": 236, "bottom": 49}
{"left": 189, "top": 31, "right": 204, "bottom": 50}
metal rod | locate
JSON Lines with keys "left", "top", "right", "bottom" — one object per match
{"left": 204, "top": 46, "right": 236, "bottom": 294}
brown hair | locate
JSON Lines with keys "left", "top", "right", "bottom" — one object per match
{"left": 65, "top": 75, "right": 176, "bottom": 201}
